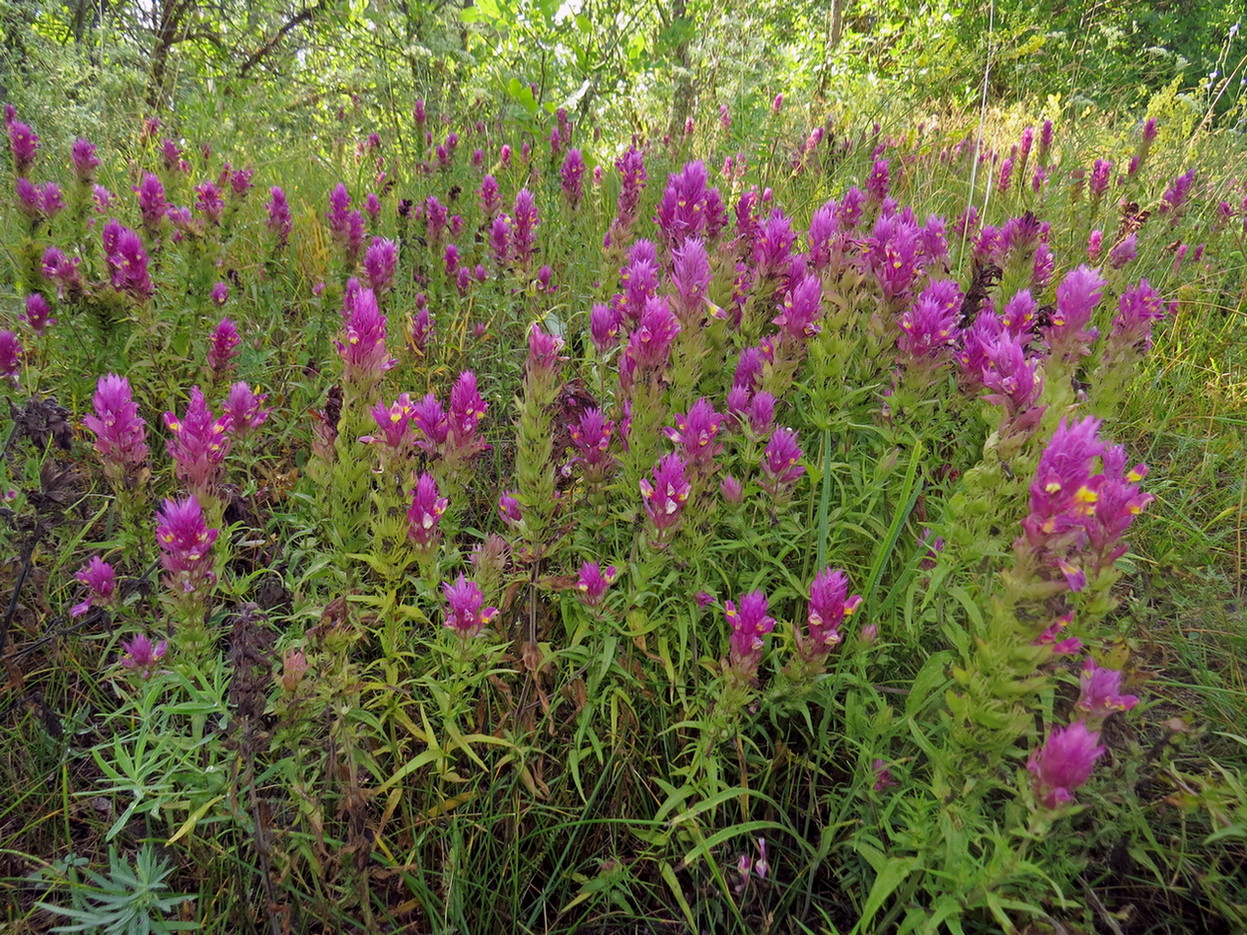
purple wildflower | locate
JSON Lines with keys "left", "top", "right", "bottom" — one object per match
{"left": 210, "top": 281, "right": 229, "bottom": 306}
{"left": 664, "top": 398, "right": 724, "bottom": 470}
{"left": 71, "top": 556, "right": 117, "bottom": 617}
{"left": 560, "top": 148, "right": 586, "bottom": 207}
{"left": 8, "top": 120, "right": 38, "bottom": 174}
{"left": 164, "top": 386, "right": 231, "bottom": 496}
{"left": 803, "top": 568, "right": 863, "bottom": 654}
{"left": 576, "top": 561, "right": 618, "bottom": 607}
{"left": 120, "top": 633, "right": 168, "bottom": 678}
{"left": 267, "top": 187, "right": 293, "bottom": 245}
{"left": 1028, "top": 721, "right": 1105, "bottom": 809}
{"left": 726, "top": 590, "right": 776, "bottom": 673}
{"left": 1075, "top": 658, "right": 1139, "bottom": 724}
{"left": 442, "top": 575, "right": 498, "bottom": 637}
{"left": 83, "top": 374, "right": 149, "bottom": 477}
{"left": 335, "top": 287, "right": 395, "bottom": 389}
{"left": 772, "top": 274, "right": 823, "bottom": 342}
{"left": 512, "top": 188, "right": 539, "bottom": 267}
{"left": 760, "top": 427, "right": 805, "bottom": 494}
{"left": 223, "top": 382, "right": 271, "bottom": 439}
{"left": 155, "top": 495, "right": 219, "bottom": 598}
{"left": 207, "top": 318, "right": 242, "bottom": 375}
{"left": 22, "top": 293, "right": 55, "bottom": 334}
{"left": 365, "top": 237, "right": 399, "bottom": 294}
{"left": 408, "top": 473, "right": 449, "bottom": 550}
{"left": 640, "top": 453, "right": 691, "bottom": 533}
{"left": 898, "top": 279, "right": 962, "bottom": 364}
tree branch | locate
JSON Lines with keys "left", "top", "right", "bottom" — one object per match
{"left": 238, "top": 1, "right": 332, "bottom": 78}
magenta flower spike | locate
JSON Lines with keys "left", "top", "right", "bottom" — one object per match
{"left": 570, "top": 408, "right": 615, "bottom": 473}
{"left": 119, "top": 633, "right": 168, "bottom": 678}
{"left": 267, "top": 187, "right": 293, "bottom": 245}
{"left": 1000, "top": 290, "right": 1037, "bottom": 338}
{"left": 83, "top": 374, "right": 149, "bottom": 478}
{"left": 589, "top": 302, "right": 622, "bottom": 353}
{"left": 363, "top": 192, "right": 382, "bottom": 223}
{"left": 576, "top": 561, "right": 617, "bottom": 607}
{"left": 210, "top": 281, "right": 229, "bottom": 306}
{"left": 223, "top": 382, "right": 271, "bottom": 439}
{"left": 155, "top": 495, "right": 219, "bottom": 597}
{"left": 982, "top": 334, "right": 1044, "bottom": 426}
{"left": 898, "top": 279, "right": 962, "bottom": 364}
{"left": 365, "top": 237, "right": 399, "bottom": 294}
{"left": 804, "top": 568, "right": 863, "bottom": 654}
{"left": 1023, "top": 416, "right": 1107, "bottom": 546}
{"left": 442, "top": 574, "right": 498, "bottom": 638}
{"left": 670, "top": 238, "right": 711, "bottom": 322}
{"left": 407, "top": 472, "right": 449, "bottom": 550}
{"left": 498, "top": 491, "right": 524, "bottom": 527}
{"left": 1160, "top": 168, "right": 1196, "bottom": 218}
{"left": 8, "top": 120, "right": 38, "bottom": 174}
{"left": 195, "top": 181, "right": 224, "bottom": 224}
{"left": 71, "top": 556, "right": 117, "bottom": 617}
{"left": 1109, "top": 232, "right": 1137, "bottom": 270}
{"left": 720, "top": 474, "right": 744, "bottom": 504}
{"left": 411, "top": 393, "right": 449, "bottom": 454}
{"left": 448, "top": 370, "right": 487, "bottom": 438}
{"left": 135, "top": 172, "right": 167, "bottom": 230}
{"left": 1075, "top": 658, "right": 1139, "bottom": 725}
{"left": 1084, "top": 445, "right": 1153, "bottom": 571}
{"left": 164, "top": 386, "right": 231, "bottom": 496}
{"left": 1046, "top": 264, "right": 1105, "bottom": 357}
{"left": 772, "top": 274, "right": 824, "bottom": 343}
{"left": 206, "top": 318, "right": 242, "bottom": 375}
{"left": 1109, "top": 279, "right": 1169, "bottom": 353}
{"left": 872, "top": 759, "right": 898, "bottom": 791}
{"left": 726, "top": 590, "right": 776, "bottom": 674}
{"left": 512, "top": 188, "right": 539, "bottom": 267}
{"left": 102, "top": 221, "right": 154, "bottom": 300}
{"left": 22, "top": 293, "right": 55, "bottom": 334}
{"left": 479, "top": 174, "right": 501, "bottom": 217}
{"left": 761, "top": 427, "right": 805, "bottom": 494}
{"left": 1028, "top": 721, "right": 1105, "bottom": 809}
{"left": 362, "top": 392, "right": 414, "bottom": 450}
{"left": 526, "top": 323, "right": 565, "bottom": 382}
{"left": 640, "top": 453, "right": 691, "bottom": 532}
{"left": 753, "top": 209, "right": 797, "bottom": 280}
{"left": 866, "top": 158, "right": 891, "bottom": 203}
{"left": 1088, "top": 159, "right": 1112, "bottom": 200}
{"left": 335, "top": 287, "right": 395, "bottom": 389}
{"left": 620, "top": 297, "right": 680, "bottom": 387}
{"left": 560, "top": 148, "right": 586, "bottom": 207}
{"left": 664, "top": 398, "right": 724, "bottom": 471}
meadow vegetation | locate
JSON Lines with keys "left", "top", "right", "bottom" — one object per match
{"left": 1, "top": 2, "right": 1246, "bottom": 932}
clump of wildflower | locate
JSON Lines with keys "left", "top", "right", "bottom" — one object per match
{"left": 407, "top": 472, "right": 449, "bottom": 551}
{"left": 800, "top": 568, "right": 863, "bottom": 657}
{"left": 155, "top": 495, "right": 219, "bottom": 598}
{"left": 83, "top": 374, "right": 149, "bottom": 483}
{"left": 1028, "top": 721, "right": 1105, "bottom": 809}
{"left": 71, "top": 556, "right": 117, "bottom": 617}
{"left": 164, "top": 386, "right": 231, "bottom": 497}
{"left": 576, "top": 561, "right": 617, "bottom": 607}
{"left": 223, "top": 382, "right": 271, "bottom": 439}
{"left": 640, "top": 453, "right": 691, "bottom": 537}
{"left": 120, "top": 633, "right": 167, "bottom": 678}
{"left": 442, "top": 574, "right": 498, "bottom": 637}
{"left": 195, "top": 181, "right": 224, "bottom": 224}
{"left": 726, "top": 590, "right": 776, "bottom": 675}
